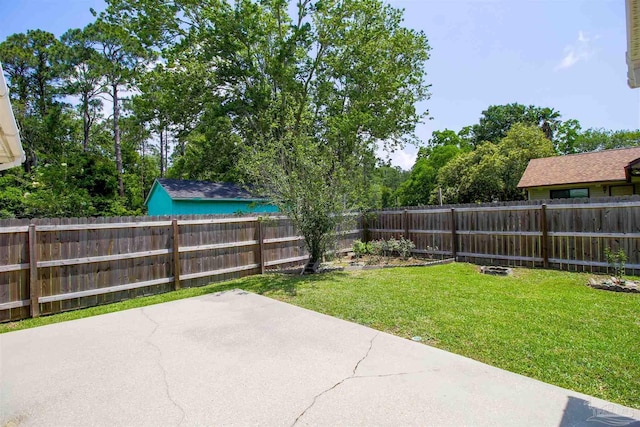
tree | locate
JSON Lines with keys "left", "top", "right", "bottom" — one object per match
{"left": 366, "top": 164, "right": 409, "bottom": 208}
{"left": 471, "top": 103, "right": 561, "bottom": 146}
{"left": 554, "top": 119, "right": 582, "bottom": 154}
{"left": 103, "top": 0, "right": 430, "bottom": 266}
{"left": 395, "top": 129, "right": 468, "bottom": 206}
{"left": 498, "top": 123, "right": 557, "bottom": 200}
{"left": 83, "top": 20, "right": 147, "bottom": 197}
{"left": 571, "top": 128, "right": 640, "bottom": 153}
{"left": 436, "top": 124, "right": 555, "bottom": 203}
{"left": 60, "top": 27, "right": 104, "bottom": 151}
{"left": 0, "top": 30, "right": 65, "bottom": 171}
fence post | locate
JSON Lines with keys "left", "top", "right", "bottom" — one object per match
{"left": 362, "top": 212, "right": 370, "bottom": 243}
{"left": 28, "top": 224, "right": 40, "bottom": 318}
{"left": 450, "top": 208, "right": 458, "bottom": 260}
{"left": 540, "top": 204, "right": 549, "bottom": 268}
{"left": 172, "top": 219, "right": 181, "bottom": 290}
{"left": 403, "top": 209, "right": 409, "bottom": 238}
{"left": 257, "top": 219, "right": 266, "bottom": 274}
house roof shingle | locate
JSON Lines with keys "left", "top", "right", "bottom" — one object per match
{"left": 517, "top": 147, "right": 640, "bottom": 188}
{"left": 156, "top": 178, "right": 262, "bottom": 200}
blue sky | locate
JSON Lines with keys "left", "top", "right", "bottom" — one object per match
{"left": 1, "top": 0, "right": 639, "bottom": 169}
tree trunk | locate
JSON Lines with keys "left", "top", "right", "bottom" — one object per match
{"left": 164, "top": 128, "right": 169, "bottom": 175}
{"left": 141, "top": 137, "right": 146, "bottom": 200}
{"left": 159, "top": 130, "right": 163, "bottom": 177}
{"left": 82, "top": 95, "right": 90, "bottom": 151}
{"left": 113, "top": 84, "right": 124, "bottom": 197}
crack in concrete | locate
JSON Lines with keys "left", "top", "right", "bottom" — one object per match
{"left": 353, "top": 371, "right": 421, "bottom": 379}
{"left": 291, "top": 332, "right": 379, "bottom": 426}
{"left": 140, "top": 308, "right": 187, "bottom": 426}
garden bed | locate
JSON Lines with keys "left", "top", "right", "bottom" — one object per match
{"left": 588, "top": 277, "right": 639, "bottom": 293}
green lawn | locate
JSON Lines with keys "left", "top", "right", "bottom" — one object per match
{"left": 1, "top": 263, "right": 638, "bottom": 409}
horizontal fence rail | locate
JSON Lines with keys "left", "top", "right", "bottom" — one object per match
{"left": 0, "top": 214, "right": 362, "bottom": 322}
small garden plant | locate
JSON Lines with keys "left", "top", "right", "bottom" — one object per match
{"left": 604, "top": 246, "right": 627, "bottom": 280}
{"left": 352, "top": 236, "right": 416, "bottom": 263}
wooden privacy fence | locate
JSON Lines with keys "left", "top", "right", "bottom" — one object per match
{"left": 0, "top": 214, "right": 362, "bottom": 322}
{"left": 3, "top": 198, "right": 639, "bottom": 323}
{"left": 368, "top": 199, "right": 640, "bottom": 275}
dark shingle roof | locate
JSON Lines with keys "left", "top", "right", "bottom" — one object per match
{"left": 518, "top": 147, "right": 640, "bottom": 188}
{"left": 156, "top": 178, "right": 262, "bottom": 200}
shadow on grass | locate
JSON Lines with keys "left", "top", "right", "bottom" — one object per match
{"left": 208, "top": 271, "right": 350, "bottom": 296}
{"left": 0, "top": 271, "right": 351, "bottom": 334}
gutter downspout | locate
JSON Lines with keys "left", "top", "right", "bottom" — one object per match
{"left": 0, "top": 62, "right": 25, "bottom": 171}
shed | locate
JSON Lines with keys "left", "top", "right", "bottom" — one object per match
{"left": 144, "top": 178, "right": 278, "bottom": 216}
{"left": 517, "top": 147, "right": 640, "bottom": 200}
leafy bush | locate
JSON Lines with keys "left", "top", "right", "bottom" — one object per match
{"left": 353, "top": 239, "right": 368, "bottom": 258}
{"left": 352, "top": 237, "right": 416, "bottom": 260}
{"left": 368, "top": 240, "right": 384, "bottom": 257}
{"left": 384, "top": 237, "right": 399, "bottom": 257}
{"left": 605, "top": 247, "right": 627, "bottom": 279}
{"left": 397, "top": 236, "right": 416, "bottom": 259}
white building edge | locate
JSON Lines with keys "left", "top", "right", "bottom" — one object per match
{"left": 627, "top": 0, "right": 640, "bottom": 88}
{"left": 0, "top": 62, "right": 25, "bottom": 171}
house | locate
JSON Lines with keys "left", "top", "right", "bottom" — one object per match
{"left": 0, "top": 62, "right": 25, "bottom": 171}
{"left": 145, "top": 178, "right": 279, "bottom": 216}
{"left": 518, "top": 147, "right": 640, "bottom": 200}
{"left": 626, "top": 0, "right": 640, "bottom": 88}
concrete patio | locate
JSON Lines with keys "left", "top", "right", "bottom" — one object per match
{"left": 1, "top": 290, "right": 639, "bottom": 426}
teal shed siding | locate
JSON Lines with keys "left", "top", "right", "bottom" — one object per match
{"left": 171, "top": 199, "right": 278, "bottom": 215}
{"left": 146, "top": 182, "right": 174, "bottom": 216}
{"left": 145, "top": 180, "right": 278, "bottom": 216}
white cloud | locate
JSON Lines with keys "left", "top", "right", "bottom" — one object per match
{"left": 556, "top": 31, "right": 598, "bottom": 70}
{"left": 390, "top": 149, "right": 418, "bottom": 170}
{"left": 376, "top": 145, "right": 418, "bottom": 171}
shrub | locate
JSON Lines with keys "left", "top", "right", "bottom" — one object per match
{"left": 368, "top": 240, "right": 384, "bottom": 256}
{"left": 353, "top": 239, "right": 368, "bottom": 258}
{"left": 397, "top": 236, "right": 416, "bottom": 259}
{"left": 353, "top": 237, "right": 416, "bottom": 260}
{"left": 605, "top": 247, "right": 627, "bottom": 280}
{"left": 384, "top": 237, "right": 400, "bottom": 257}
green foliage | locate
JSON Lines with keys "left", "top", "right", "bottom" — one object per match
{"left": 367, "top": 240, "right": 384, "bottom": 257}
{"left": 4, "top": 0, "right": 638, "bottom": 222}
{"left": 396, "top": 139, "right": 466, "bottom": 206}
{"left": 554, "top": 119, "right": 582, "bottom": 154}
{"left": 436, "top": 124, "right": 555, "bottom": 203}
{"left": 604, "top": 247, "right": 628, "bottom": 279}
{"left": 365, "top": 165, "right": 410, "bottom": 209}
{"left": 571, "top": 128, "right": 640, "bottom": 153}
{"left": 399, "top": 101, "right": 639, "bottom": 207}
{"left": 353, "top": 236, "right": 415, "bottom": 259}
{"left": 396, "top": 236, "right": 416, "bottom": 259}
{"left": 352, "top": 239, "right": 368, "bottom": 259}
{"left": 471, "top": 103, "right": 561, "bottom": 146}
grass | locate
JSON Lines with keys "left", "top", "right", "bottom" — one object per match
{"left": 1, "top": 263, "right": 639, "bottom": 409}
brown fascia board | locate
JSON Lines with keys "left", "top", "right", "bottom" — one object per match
{"left": 518, "top": 179, "right": 629, "bottom": 189}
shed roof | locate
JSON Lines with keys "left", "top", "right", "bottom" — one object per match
{"left": 517, "top": 147, "right": 640, "bottom": 188}
{"left": 153, "top": 178, "right": 263, "bottom": 201}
